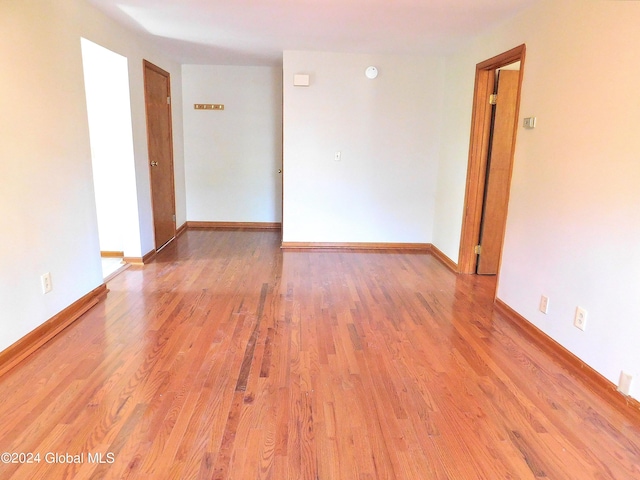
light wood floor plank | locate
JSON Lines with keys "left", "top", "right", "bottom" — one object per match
{"left": 1, "top": 230, "right": 639, "bottom": 479}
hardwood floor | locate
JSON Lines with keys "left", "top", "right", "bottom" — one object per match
{"left": 1, "top": 230, "right": 639, "bottom": 479}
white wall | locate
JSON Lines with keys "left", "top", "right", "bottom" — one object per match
{"left": 282, "top": 51, "right": 444, "bottom": 243}
{"left": 434, "top": 0, "right": 640, "bottom": 400}
{"left": 0, "top": 0, "right": 185, "bottom": 353}
{"left": 182, "top": 65, "right": 283, "bottom": 223}
{"left": 0, "top": 0, "right": 102, "bottom": 352}
{"left": 75, "top": 3, "right": 186, "bottom": 253}
{"left": 82, "top": 38, "right": 141, "bottom": 256}
{"left": 432, "top": 55, "right": 476, "bottom": 262}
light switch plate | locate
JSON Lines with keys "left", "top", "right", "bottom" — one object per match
{"left": 293, "top": 74, "right": 310, "bottom": 86}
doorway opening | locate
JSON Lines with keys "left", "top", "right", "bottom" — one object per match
{"left": 143, "top": 60, "right": 176, "bottom": 251}
{"left": 458, "top": 45, "right": 526, "bottom": 280}
{"left": 81, "top": 38, "right": 140, "bottom": 279}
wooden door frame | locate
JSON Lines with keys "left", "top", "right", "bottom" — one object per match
{"left": 143, "top": 59, "right": 177, "bottom": 250}
{"left": 458, "top": 44, "right": 526, "bottom": 275}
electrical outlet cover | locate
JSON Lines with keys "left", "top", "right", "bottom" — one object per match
{"left": 574, "top": 306, "right": 587, "bottom": 331}
{"left": 539, "top": 295, "right": 549, "bottom": 314}
{"left": 618, "top": 371, "right": 633, "bottom": 395}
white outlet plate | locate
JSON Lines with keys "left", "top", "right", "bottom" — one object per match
{"left": 334, "top": 151, "right": 341, "bottom": 162}
{"left": 574, "top": 306, "right": 587, "bottom": 331}
{"left": 539, "top": 295, "right": 549, "bottom": 314}
{"left": 618, "top": 371, "right": 633, "bottom": 395}
{"left": 41, "top": 272, "right": 52, "bottom": 294}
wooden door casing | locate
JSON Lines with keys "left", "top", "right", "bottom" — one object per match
{"left": 458, "top": 45, "right": 526, "bottom": 279}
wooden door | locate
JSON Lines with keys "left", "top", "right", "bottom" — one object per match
{"left": 143, "top": 60, "right": 176, "bottom": 250}
{"left": 476, "top": 69, "right": 519, "bottom": 274}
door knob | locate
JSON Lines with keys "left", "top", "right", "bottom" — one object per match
{"left": 150, "top": 161, "right": 158, "bottom": 167}
{"left": 278, "top": 169, "right": 282, "bottom": 173}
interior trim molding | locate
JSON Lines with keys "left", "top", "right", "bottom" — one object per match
{"left": 0, "top": 284, "right": 108, "bottom": 378}
{"left": 494, "top": 298, "right": 640, "bottom": 417}
{"left": 176, "top": 222, "right": 188, "bottom": 237}
{"left": 458, "top": 44, "right": 526, "bottom": 275}
{"left": 100, "top": 251, "right": 124, "bottom": 258}
{"left": 281, "top": 242, "right": 432, "bottom": 252}
{"left": 430, "top": 245, "right": 458, "bottom": 273}
{"left": 143, "top": 249, "right": 157, "bottom": 263}
{"left": 123, "top": 249, "right": 157, "bottom": 265}
{"left": 187, "top": 221, "right": 282, "bottom": 231}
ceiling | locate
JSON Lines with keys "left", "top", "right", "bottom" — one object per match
{"left": 86, "top": 0, "right": 538, "bottom": 66}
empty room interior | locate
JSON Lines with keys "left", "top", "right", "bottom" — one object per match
{"left": 1, "top": 0, "right": 640, "bottom": 478}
